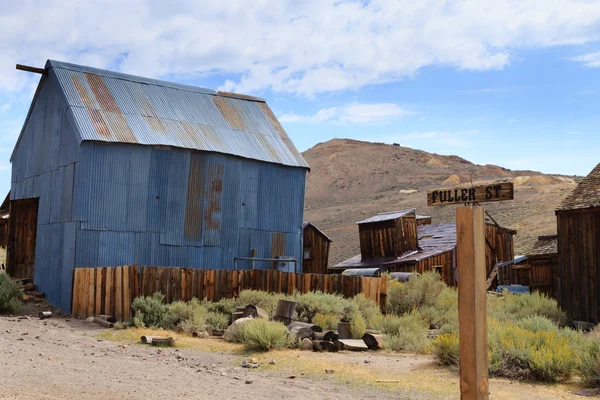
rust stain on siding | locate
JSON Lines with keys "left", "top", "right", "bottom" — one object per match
{"left": 213, "top": 96, "right": 245, "bottom": 130}
{"left": 184, "top": 153, "right": 205, "bottom": 239}
{"left": 85, "top": 74, "right": 138, "bottom": 143}
{"left": 203, "top": 165, "right": 224, "bottom": 231}
{"left": 71, "top": 73, "right": 112, "bottom": 138}
{"left": 259, "top": 103, "right": 287, "bottom": 138}
{"left": 144, "top": 116, "right": 166, "bottom": 133}
{"left": 256, "top": 134, "right": 282, "bottom": 163}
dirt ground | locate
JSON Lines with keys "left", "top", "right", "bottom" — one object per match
{"left": 0, "top": 314, "right": 586, "bottom": 400}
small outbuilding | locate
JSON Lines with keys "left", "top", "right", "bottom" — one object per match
{"left": 302, "top": 222, "right": 332, "bottom": 274}
{"left": 555, "top": 163, "right": 600, "bottom": 323}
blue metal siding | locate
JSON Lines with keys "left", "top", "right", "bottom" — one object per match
{"left": 10, "top": 72, "right": 80, "bottom": 314}
{"left": 74, "top": 142, "right": 306, "bottom": 272}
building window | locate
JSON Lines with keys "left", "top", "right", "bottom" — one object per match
{"left": 304, "top": 249, "right": 312, "bottom": 259}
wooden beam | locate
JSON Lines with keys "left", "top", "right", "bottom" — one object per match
{"left": 456, "top": 206, "right": 489, "bottom": 400}
{"left": 16, "top": 64, "right": 46, "bottom": 75}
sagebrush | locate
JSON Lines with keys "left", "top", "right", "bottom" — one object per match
{"left": 0, "top": 274, "right": 21, "bottom": 314}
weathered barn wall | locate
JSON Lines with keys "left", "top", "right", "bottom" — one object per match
{"left": 358, "top": 211, "right": 418, "bottom": 259}
{"left": 73, "top": 142, "right": 306, "bottom": 272}
{"left": 485, "top": 224, "right": 515, "bottom": 279}
{"left": 557, "top": 209, "right": 600, "bottom": 323}
{"left": 9, "top": 70, "right": 81, "bottom": 313}
{"left": 302, "top": 224, "right": 330, "bottom": 274}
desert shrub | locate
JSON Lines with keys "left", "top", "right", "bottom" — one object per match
{"left": 204, "top": 298, "right": 236, "bottom": 315}
{"left": 387, "top": 271, "right": 447, "bottom": 315}
{"left": 352, "top": 293, "right": 382, "bottom": 328}
{"left": 132, "top": 293, "right": 169, "bottom": 328}
{"left": 515, "top": 316, "right": 557, "bottom": 333}
{"left": 205, "top": 311, "right": 230, "bottom": 331}
{"left": 431, "top": 332, "right": 459, "bottom": 366}
{"left": 579, "top": 337, "right": 600, "bottom": 387}
{"left": 293, "top": 291, "right": 357, "bottom": 323}
{"left": 237, "top": 319, "right": 291, "bottom": 351}
{"left": 235, "top": 290, "right": 280, "bottom": 316}
{"left": 161, "top": 300, "right": 196, "bottom": 329}
{"left": 487, "top": 319, "right": 577, "bottom": 382}
{"left": 378, "top": 312, "right": 430, "bottom": 353}
{"left": 487, "top": 291, "right": 566, "bottom": 326}
{"left": 312, "top": 313, "right": 339, "bottom": 330}
{"left": 349, "top": 312, "right": 367, "bottom": 339}
{"left": 0, "top": 274, "right": 21, "bottom": 314}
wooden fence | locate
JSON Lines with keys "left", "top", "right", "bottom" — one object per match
{"left": 72, "top": 266, "right": 388, "bottom": 321}
{"left": 72, "top": 265, "right": 138, "bottom": 320}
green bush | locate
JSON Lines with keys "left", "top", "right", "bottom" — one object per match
{"left": 387, "top": 271, "right": 447, "bottom": 315}
{"left": 431, "top": 332, "right": 459, "bottom": 365}
{"left": 293, "top": 291, "right": 357, "bottom": 323}
{"left": 0, "top": 274, "right": 21, "bottom": 314}
{"left": 235, "top": 290, "right": 280, "bottom": 317}
{"left": 352, "top": 293, "right": 382, "bottom": 328}
{"left": 378, "top": 313, "right": 430, "bottom": 353}
{"left": 132, "top": 293, "right": 168, "bottom": 328}
{"left": 515, "top": 316, "right": 557, "bottom": 333}
{"left": 237, "top": 319, "right": 291, "bottom": 351}
{"left": 312, "top": 313, "right": 339, "bottom": 330}
{"left": 489, "top": 319, "right": 577, "bottom": 382}
{"left": 579, "top": 337, "right": 600, "bottom": 387}
{"left": 349, "top": 312, "right": 367, "bottom": 339}
{"left": 204, "top": 298, "right": 236, "bottom": 315}
{"left": 205, "top": 311, "right": 230, "bottom": 331}
{"left": 487, "top": 291, "right": 566, "bottom": 326}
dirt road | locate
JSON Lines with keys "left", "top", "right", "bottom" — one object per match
{"left": 0, "top": 315, "right": 582, "bottom": 399}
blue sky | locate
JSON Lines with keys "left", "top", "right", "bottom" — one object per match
{"left": 1, "top": 1, "right": 600, "bottom": 195}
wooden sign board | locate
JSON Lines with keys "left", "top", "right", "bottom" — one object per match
{"left": 427, "top": 182, "right": 514, "bottom": 207}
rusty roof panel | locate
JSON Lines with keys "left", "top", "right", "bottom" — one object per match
{"left": 48, "top": 60, "right": 308, "bottom": 169}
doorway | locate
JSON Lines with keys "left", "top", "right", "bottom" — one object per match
{"left": 7, "top": 198, "right": 39, "bottom": 279}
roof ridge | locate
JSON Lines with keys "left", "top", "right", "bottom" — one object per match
{"left": 46, "top": 59, "right": 221, "bottom": 96}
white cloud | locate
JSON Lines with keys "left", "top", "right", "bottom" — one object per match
{"left": 571, "top": 51, "right": 600, "bottom": 67}
{"left": 0, "top": 1, "right": 599, "bottom": 98}
{"left": 279, "top": 103, "right": 411, "bottom": 124}
{"left": 387, "top": 130, "right": 479, "bottom": 148}
{"left": 567, "top": 131, "right": 580, "bottom": 135}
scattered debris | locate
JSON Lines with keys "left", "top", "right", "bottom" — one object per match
{"left": 93, "top": 316, "right": 114, "bottom": 328}
{"left": 244, "top": 380, "right": 253, "bottom": 384}
{"left": 300, "top": 338, "right": 313, "bottom": 351}
{"left": 140, "top": 336, "right": 174, "bottom": 347}
{"left": 338, "top": 339, "right": 368, "bottom": 351}
{"left": 39, "top": 311, "right": 52, "bottom": 320}
{"left": 325, "top": 369, "right": 334, "bottom": 374}
{"left": 241, "top": 359, "right": 260, "bottom": 368}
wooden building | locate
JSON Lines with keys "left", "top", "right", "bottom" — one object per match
{"left": 497, "top": 235, "right": 557, "bottom": 297}
{"left": 302, "top": 222, "right": 332, "bottom": 274}
{"left": 332, "top": 209, "right": 516, "bottom": 287}
{"left": 555, "top": 163, "right": 600, "bottom": 323}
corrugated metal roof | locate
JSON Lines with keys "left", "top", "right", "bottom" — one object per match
{"left": 356, "top": 208, "right": 416, "bottom": 225}
{"left": 45, "top": 60, "right": 309, "bottom": 169}
{"left": 556, "top": 163, "right": 600, "bottom": 211}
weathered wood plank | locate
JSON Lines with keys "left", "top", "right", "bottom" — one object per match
{"left": 115, "top": 266, "right": 123, "bottom": 321}
{"left": 427, "top": 182, "right": 514, "bottom": 206}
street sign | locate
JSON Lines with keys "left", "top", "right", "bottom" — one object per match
{"left": 427, "top": 182, "right": 514, "bottom": 207}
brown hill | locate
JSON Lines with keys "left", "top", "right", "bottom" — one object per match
{"left": 303, "top": 139, "right": 577, "bottom": 266}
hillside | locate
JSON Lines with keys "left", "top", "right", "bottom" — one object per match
{"left": 302, "top": 139, "right": 577, "bottom": 266}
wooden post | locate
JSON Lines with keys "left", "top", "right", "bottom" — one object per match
{"left": 456, "top": 206, "right": 488, "bottom": 400}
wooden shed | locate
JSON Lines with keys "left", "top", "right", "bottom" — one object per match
{"left": 555, "top": 163, "right": 600, "bottom": 323}
{"left": 332, "top": 210, "right": 516, "bottom": 288}
{"left": 302, "top": 222, "right": 332, "bottom": 274}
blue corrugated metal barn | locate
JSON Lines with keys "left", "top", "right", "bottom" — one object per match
{"left": 8, "top": 60, "right": 309, "bottom": 313}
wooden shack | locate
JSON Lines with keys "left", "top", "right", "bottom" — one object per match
{"left": 357, "top": 209, "right": 418, "bottom": 259}
{"left": 497, "top": 235, "right": 557, "bottom": 297}
{"left": 302, "top": 222, "right": 332, "bottom": 274}
{"left": 332, "top": 210, "right": 516, "bottom": 288}
{"left": 555, "top": 163, "right": 600, "bottom": 323}
{"left": 416, "top": 215, "right": 432, "bottom": 226}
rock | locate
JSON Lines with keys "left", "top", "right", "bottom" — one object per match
{"left": 85, "top": 316, "right": 95, "bottom": 322}
{"left": 245, "top": 380, "right": 253, "bottom": 384}
{"left": 325, "top": 369, "right": 334, "bottom": 374}
{"left": 21, "top": 295, "right": 33, "bottom": 302}
{"left": 23, "top": 283, "right": 35, "bottom": 291}
{"left": 269, "top": 360, "right": 277, "bottom": 365}
{"left": 300, "top": 338, "right": 313, "bottom": 351}
{"left": 223, "top": 317, "right": 253, "bottom": 342}
{"left": 241, "top": 359, "right": 260, "bottom": 369}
